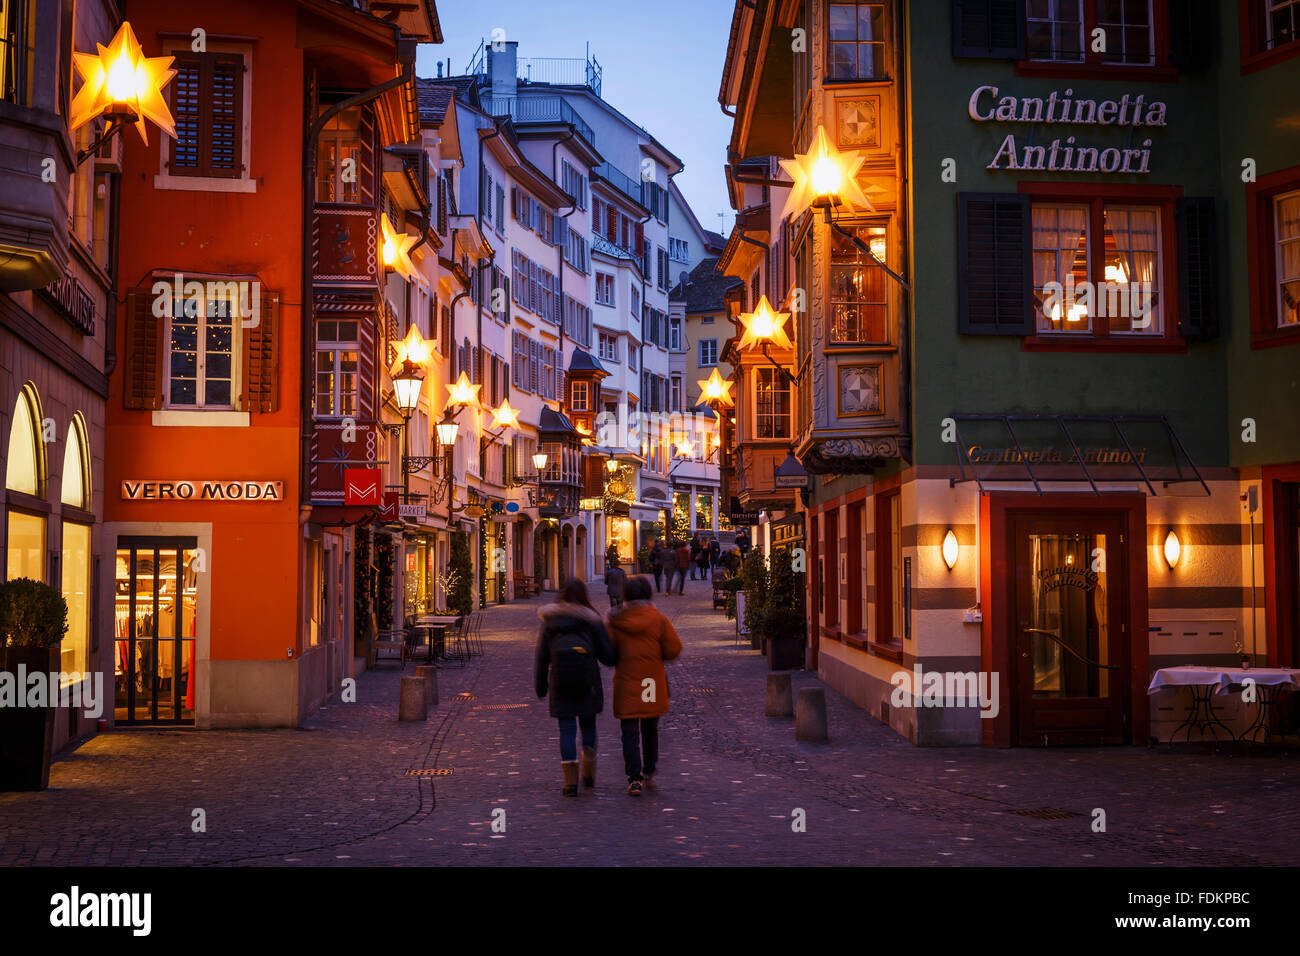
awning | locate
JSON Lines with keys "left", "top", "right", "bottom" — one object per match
{"left": 947, "top": 414, "right": 1210, "bottom": 496}
{"left": 629, "top": 504, "right": 663, "bottom": 522}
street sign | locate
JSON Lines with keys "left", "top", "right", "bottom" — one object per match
{"left": 344, "top": 468, "right": 381, "bottom": 506}
{"left": 505, "top": 501, "right": 520, "bottom": 514}
{"left": 398, "top": 503, "right": 426, "bottom": 519}
{"left": 463, "top": 505, "right": 485, "bottom": 519}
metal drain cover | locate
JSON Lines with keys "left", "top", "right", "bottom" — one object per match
{"left": 406, "top": 768, "right": 454, "bottom": 776}
{"left": 689, "top": 688, "right": 715, "bottom": 694}
{"left": 1011, "top": 808, "right": 1081, "bottom": 820}
{"left": 477, "top": 703, "right": 530, "bottom": 710}
{"left": 451, "top": 693, "right": 477, "bottom": 701}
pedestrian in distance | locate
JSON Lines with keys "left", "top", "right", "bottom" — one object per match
{"left": 708, "top": 538, "right": 721, "bottom": 569}
{"left": 605, "top": 561, "right": 626, "bottom": 609}
{"left": 689, "top": 536, "right": 702, "bottom": 579}
{"left": 650, "top": 540, "right": 665, "bottom": 593}
{"left": 661, "top": 540, "right": 679, "bottom": 596}
{"left": 695, "top": 542, "right": 710, "bottom": 580}
{"left": 606, "top": 576, "right": 682, "bottom": 796}
{"left": 534, "top": 579, "right": 615, "bottom": 796}
{"left": 674, "top": 540, "right": 691, "bottom": 594}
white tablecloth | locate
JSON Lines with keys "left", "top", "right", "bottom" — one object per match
{"left": 1147, "top": 665, "right": 1300, "bottom": 696}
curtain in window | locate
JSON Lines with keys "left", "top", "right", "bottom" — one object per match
{"left": 1278, "top": 192, "right": 1300, "bottom": 326}
{"left": 1032, "top": 204, "right": 1089, "bottom": 331}
{"left": 1103, "top": 206, "right": 1159, "bottom": 332}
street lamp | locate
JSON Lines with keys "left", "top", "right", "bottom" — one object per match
{"left": 70, "top": 21, "right": 177, "bottom": 164}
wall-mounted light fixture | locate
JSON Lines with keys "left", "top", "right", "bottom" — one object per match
{"left": 942, "top": 529, "right": 959, "bottom": 570}
{"left": 1163, "top": 529, "right": 1181, "bottom": 569}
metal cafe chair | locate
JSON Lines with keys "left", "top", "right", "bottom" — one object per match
{"left": 439, "top": 615, "right": 472, "bottom": 668}
{"left": 470, "top": 613, "right": 485, "bottom": 656}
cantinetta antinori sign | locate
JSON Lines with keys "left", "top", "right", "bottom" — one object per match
{"left": 121, "top": 480, "right": 284, "bottom": 501}
{"left": 969, "top": 86, "right": 1168, "bottom": 174}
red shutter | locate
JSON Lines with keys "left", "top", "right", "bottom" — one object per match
{"left": 167, "top": 54, "right": 202, "bottom": 176}
{"left": 239, "top": 291, "right": 279, "bottom": 412}
{"left": 122, "top": 289, "right": 165, "bottom": 410}
{"left": 635, "top": 221, "right": 645, "bottom": 252}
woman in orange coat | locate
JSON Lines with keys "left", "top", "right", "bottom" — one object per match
{"left": 606, "top": 575, "right": 682, "bottom": 796}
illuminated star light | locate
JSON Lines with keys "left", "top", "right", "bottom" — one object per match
{"left": 778, "top": 125, "right": 871, "bottom": 221}
{"left": 676, "top": 437, "right": 696, "bottom": 458}
{"left": 488, "top": 399, "right": 520, "bottom": 431}
{"left": 70, "top": 21, "right": 177, "bottom": 144}
{"left": 380, "top": 213, "right": 424, "bottom": 284}
{"left": 697, "top": 367, "right": 734, "bottom": 407}
{"left": 444, "top": 371, "right": 481, "bottom": 410}
{"left": 395, "top": 324, "right": 429, "bottom": 368}
{"left": 737, "top": 295, "right": 793, "bottom": 351}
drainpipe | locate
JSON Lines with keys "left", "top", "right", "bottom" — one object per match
{"left": 300, "top": 40, "right": 418, "bottom": 517}
{"left": 551, "top": 128, "right": 577, "bottom": 361}
{"left": 104, "top": 170, "right": 122, "bottom": 377}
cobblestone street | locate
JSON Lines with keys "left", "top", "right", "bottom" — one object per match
{"left": 3, "top": 579, "right": 1299, "bottom": 867}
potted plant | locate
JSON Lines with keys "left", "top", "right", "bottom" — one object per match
{"left": 0, "top": 578, "right": 69, "bottom": 791}
{"left": 763, "top": 549, "right": 806, "bottom": 671}
{"left": 740, "top": 550, "right": 768, "bottom": 652}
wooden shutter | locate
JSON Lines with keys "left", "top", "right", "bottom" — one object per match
{"left": 951, "top": 0, "right": 1026, "bottom": 59}
{"left": 238, "top": 291, "right": 279, "bottom": 413}
{"left": 555, "top": 215, "right": 568, "bottom": 248}
{"left": 1169, "top": 0, "right": 1216, "bottom": 69}
{"left": 607, "top": 204, "right": 618, "bottom": 241}
{"left": 957, "top": 193, "right": 1033, "bottom": 335}
{"left": 358, "top": 106, "right": 376, "bottom": 205}
{"left": 208, "top": 54, "right": 243, "bottom": 177}
{"left": 122, "top": 289, "right": 165, "bottom": 410}
{"left": 168, "top": 54, "right": 203, "bottom": 176}
{"left": 1176, "top": 197, "right": 1220, "bottom": 340}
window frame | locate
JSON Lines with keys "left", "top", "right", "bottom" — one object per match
{"left": 157, "top": 43, "right": 255, "bottom": 193}
{"left": 164, "top": 295, "right": 242, "bottom": 410}
{"left": 828, "top": 219, "right": 894, "bottom": 348}
{"left": 698, "top": 337, "right": 719, "bottom": 367}
{"left": 1018, "top": 181, "right": 1185, "bottom": 353}
{"left": 1016, "top": 0, "right": 1176, "bottom": 81}
{"left": 753, "top": 367, "right": 791, "bottom": 440}
{"left": 873, "top": 486, "right": 904, "bottom": 653}
{"left": 825, "top": 1, "right": 892, "bottom": 83}
{"left": 313, "top": 319, "right": 361, "bottom": 418}
{"left": 1241, "top": 0, "right": 1300, "bottom": 72}
{"left": 1248, "top": 167, "right": 1300, "bottom": 349}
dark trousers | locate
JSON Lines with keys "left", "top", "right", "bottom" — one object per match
{"left": 620, "top": 717, "right": 660, "bottom": 781}
{"left": 652, "top": 570, "right": 663, "bottom": 592}
{"left": 558, "top": 715, "right": 597, "bottom": 762}
{"left": 673, "top": 569, "right": 686, "bottom": 594}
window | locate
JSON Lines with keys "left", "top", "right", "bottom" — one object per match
{"left": 316, "top": 108, "right": 363, "bottom": 203}
{"left": 1027, "top": 0, "right": 1154, "bottom": 66}
{"left": 1030, "top": 200, "right": 1162, "bottom": 336}
{"left": 875, "top": 489, "right": 903, "bottom": 645}
{"left": 7, "top": 384, "right": 46, "bottom": 582}
{"left": 657, "top": 247, "right": 670, "bottom": 291}
{"left": 1275, "top": 189, "right": 1300, "bottom": 327}
{"left": 754, "top": 367, "right": 790, "bottom": 439}
{"left": 572, "top": 380, "right": 590, "bottom": 412}
{"left": 565, "top": 229, "right": 589, "bottom": 273}
{"left": 562, "top": 159, "right": 588, "bottom": 210}
{"left": 670, "top": 375, "right": 682, "bottom": 412}
{"left": 827, "top": 2, "right": 888, "bottom": 80}
{"left": 596, "top": 272, "right": 616, "bottom": 306}
{"left": 829, "top": 224, "right": 889, "bottom": 343}
{"left": 564, "top": 295, "right": 593, "bottom": 347}
{"left": 314, "top": 320, "right": 359, "bottom": 417}
{"left": 169, "top": 50, "right": 245, "bottom": 179}
{"left": 1266, "top": 0, "right": 1300, "bottom": 49}
{"left": 669, "top": 237, "right": 690, "bottom": 262}
{"left": 598, "top": 331, "right": 619, "bottom": 362}
{"left": 629, "top": 345, "right": 639, "bottom": 371}
{"left": 167, "top": 295, "right": 238, "bottom": 408}
{"left": 60, "top": 413, "right": 91, "bottom": 679}
{"left": 669, "top": 316, "right": 681, "bottom": 351}
{"left": 698, "top": 338, "right": 718, "bottom": 366}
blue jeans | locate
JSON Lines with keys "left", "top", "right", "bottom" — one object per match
{"left": 558, "top": 715, "right": 597, "bottom": 762}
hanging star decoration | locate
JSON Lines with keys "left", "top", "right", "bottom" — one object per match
{"left": 737, "top": 295, "right": 793, "bottom": 351}
{"left": 778, "top": 125, "right": 871, "bottom": 221}
{"left": 394, "top": 324, "right": 429, "bottom": 368}
{"left": 697, "top": 367, "right": 734, "bottom": 407}
{"left": 676, "top": 436, "right": 696, "bottom": 458}
{"left": 443, "top": 371, "right": 481, "bottom": 410}
{"left": 488, "top": 399, "right": 520, "bottom": 431}
{"left": 69, "top": 21, "right": 177, "bottom": 144}
{"left": 380, "top": 213, "right": 423, "bottom": 284}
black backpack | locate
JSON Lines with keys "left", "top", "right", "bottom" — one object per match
{"left": 552, "top": 628, "right": 595, "bottom": 697}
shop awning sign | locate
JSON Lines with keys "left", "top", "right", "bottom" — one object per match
{"left": 121, "top": 480, "right": 283, "bottom": 501}
{"left": 344, "top": 468, "right": 381, "bottom": 506}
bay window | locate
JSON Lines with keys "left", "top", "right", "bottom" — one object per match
{"left": 827, "top": 2, "right": 889, "bottom": 81}
{"left": 830, "top": 223, "right": 890, "bottom": 344}
{"left": 754, "top": 368, "right": 791, "bottom": 439}
{"left": 314, "top": 320, "right": 360, "bottom": 417}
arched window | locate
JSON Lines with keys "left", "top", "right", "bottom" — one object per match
{"left": 6, "top": 384, "right": 48, "bottom": 582}
{"left": 61, "top": 413, "right": 93, "bottom": 677}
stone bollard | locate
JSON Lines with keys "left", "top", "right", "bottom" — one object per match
{"left": 765, "top": 672, "right": 794, "bottom": 717}
{"left": 398, "top": 676, "right": 428, "bottom": 721}
{"left": 795, "top": 687, "right": 829, "bottom": 742}
{"left": 415, "top": 664, "right": 439, "bottom": 706}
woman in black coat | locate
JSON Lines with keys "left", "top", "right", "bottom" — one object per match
{"left": 534, "top": 579, "right": 615, "bottom": 796}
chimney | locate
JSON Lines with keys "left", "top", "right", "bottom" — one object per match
{"left": 436, "top": 61, "right": 443, "bottom": 78}
{"left": 486, "top": 41, "right": 518, "bottom": 99}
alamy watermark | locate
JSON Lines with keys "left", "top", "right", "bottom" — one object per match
{"left": 890, "top": 666, "right": 1000, "bottom": 719}
{"left": 151, "top": 273, "right": 261, "bottom": 328}
{"left": 1041, "top": 279, "right": 1154, "bottom": 329}
{"left": 0, "top": 666, "right": 104, "bottom": 719}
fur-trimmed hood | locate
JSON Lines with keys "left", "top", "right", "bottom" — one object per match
{"left": 537, "top": 602, "right": 604, "bottom": 626}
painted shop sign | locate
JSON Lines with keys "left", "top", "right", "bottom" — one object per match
{"left": 966, "top": 445, "right": 1147, "bottom": 465}
{"left": 1038, "top": 565, "right": 1100, "bottom": 592}
{"left": 121, "top": 480, "right": 284, "bottom": 501}
{"left": 38, "top": 274, "right": 96, "bottom": 335}
{"left": 968, "top": 86, "right": 1167, "bottom": 174}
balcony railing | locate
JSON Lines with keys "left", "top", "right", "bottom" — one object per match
{"left": 595, "top": 162, "right": 643, "bottom": 206}
{"left": 481, "top": 94, "right": 595, "bottom": 148}
{"left": 467, "top": 43, "right": 602, "bottom": 97}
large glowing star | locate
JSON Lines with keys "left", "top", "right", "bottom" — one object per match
{"left": 443, "top": 371, "right": 481, "bottom": 410}
{"left": 488, "top": 399, "right": 520, "bottom": 431}
{"left": 394, "top": 324, "right": 429, "bottom": 368}
{"left": 697, "top": 368, "right": 734, "bottom": 407}
{"left": 676, "top": 437, "right": 696, "bottom": 458}
{"left": 380, "top": 214, "right": 423, "bottom": 284}
{"left": 70, "top": 21, "right": 177, "bottom": 144}
{"left": 778, "top": 125, "right": 871, "bottom": 220}
{"left": 737, "top": 295, "right": 793, "bottom": 351}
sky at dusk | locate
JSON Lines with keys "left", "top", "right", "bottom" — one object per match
{"left": 416, "top": 0, "right": 738, "bottom": 239}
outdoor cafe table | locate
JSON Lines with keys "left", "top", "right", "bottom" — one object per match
{"left": 1147, "top": 665, "right": 1300, "bottom": 744}
{"left": 413, "top": 615, "right": 462, "bottom": 661}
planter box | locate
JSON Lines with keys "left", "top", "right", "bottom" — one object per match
{"left": 0, "top": 646, "right": 59, "bottom": 792}
{"left": 768, "top": 636, "right": 804, "bottom": 671}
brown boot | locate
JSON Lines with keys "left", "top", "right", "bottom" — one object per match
{"left": 562, "top": 761, "right": 579, "bottom": 797}
{"left": 580, "top": 747, "right": 597, "bottom": 789}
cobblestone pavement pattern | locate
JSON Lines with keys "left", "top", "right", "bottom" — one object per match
{"left": 3, "top": 578, "right": 1299, "bottom": 865}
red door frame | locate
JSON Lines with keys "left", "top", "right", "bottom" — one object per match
{"left": 981, "top": 492, "right": 1149, "bottom": 747}
{"left": 1262, "top": 465, "right": 1300, "bottom": 668}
